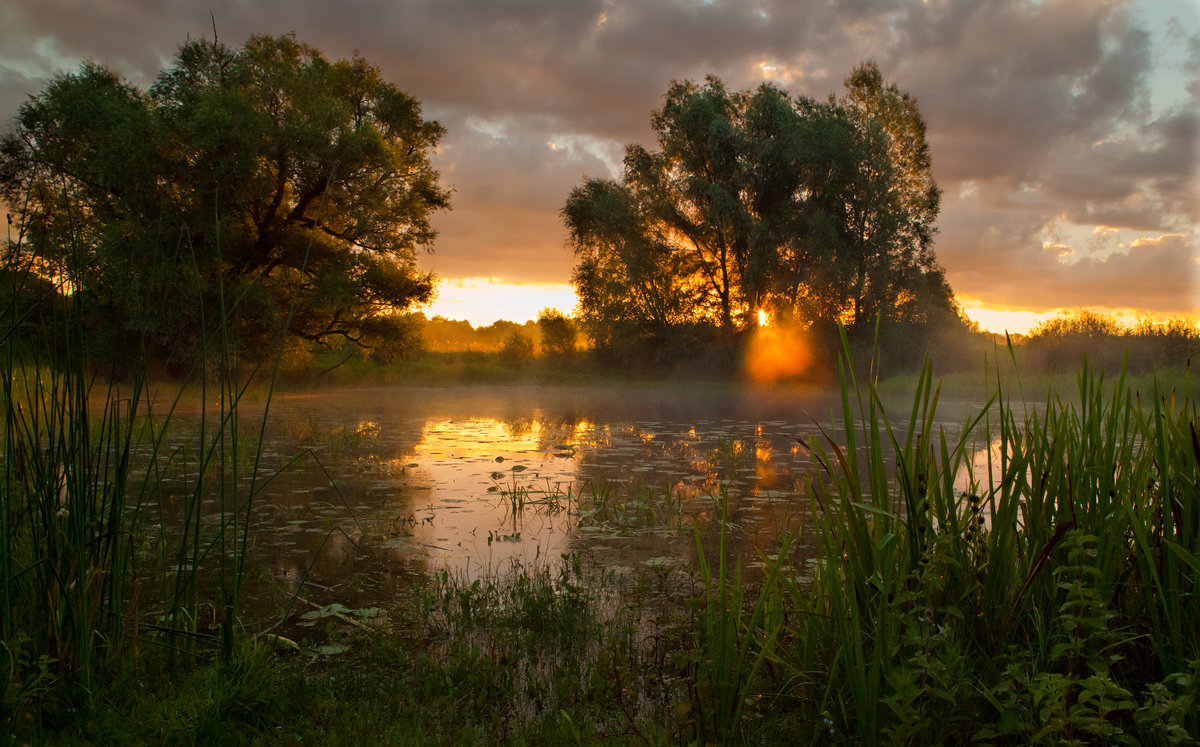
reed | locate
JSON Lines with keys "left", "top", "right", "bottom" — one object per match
{"left": 2, "top": 310, "right": 143, "bottom": 690}
{"left": 769, "top": 338, "right": 1200, "bottom": 743}
{"left": 688, "top": 491, "right": 790, "bottom": 744}
{"left": 1, "top": 206, "right": 288, "bottom": 726}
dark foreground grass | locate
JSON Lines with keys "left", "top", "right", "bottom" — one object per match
{"left": 11, "top": 555, "right": 696, "bottom": 745}
{"left": 767, "top": 353, "right": 1199, "bottom": 745}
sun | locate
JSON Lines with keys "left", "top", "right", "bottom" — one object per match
{"left": 743, "top": 319, "right": 812, "bottom": 383}
{"left": 757, "top": 308, "right": 769, "bottom": 327}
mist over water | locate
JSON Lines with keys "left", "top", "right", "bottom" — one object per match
{"left": 149, "top": 384, "right": 994, "bottom": 627}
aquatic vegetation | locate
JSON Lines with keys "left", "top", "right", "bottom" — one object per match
{"left": 492, "top": 471, "right": 571, "bottom": 519}
{"left": 686, "top": 493, "right": 791, "bottom": 744}
{"left": 1, "top": 210, "right": 297, "bottom": 727}
{"left": 761, "top": 344, "right": 1200, "bottom": 744}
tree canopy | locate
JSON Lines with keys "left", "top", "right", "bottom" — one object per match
{"left": 563, "top": 62, "right": 962, "bottom": 363}
{"left": 0, "top": 34, "right": 449, "bottom": 369}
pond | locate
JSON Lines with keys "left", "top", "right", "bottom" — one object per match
{"left": 145, "top": 383, "right": 992, "bottom": 631}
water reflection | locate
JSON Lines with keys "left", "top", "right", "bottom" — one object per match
{"left": 146, "top": 385, "right": 992, "bottom": 623}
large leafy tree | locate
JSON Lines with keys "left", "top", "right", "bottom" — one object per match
{"left": 562, "top": 178, "right": 695, "bottom": 352}
{"left": 0, "top": 34, "right": 449, "bottom": 368}
{"left": 835, "top": 62, "right": 945, "bottom": 333}
{"left": 563, "top": 62, "right": 958, "bottom": 356}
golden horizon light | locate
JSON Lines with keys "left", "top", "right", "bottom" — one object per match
{"left": 425, "top": 278, "right": 578, "bottom": 327}
{"left": 425, "top": 284, "right": 1196, "bottom": 338}
{"left": 959, "top": 302, "right": 1051, "bottom": 336}
{"left": 959, "top": 299, "right": 1198, "bottom": 337}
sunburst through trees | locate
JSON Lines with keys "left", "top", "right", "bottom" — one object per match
{"left": 563, "top": 62, "right": 969, "bottom": 369}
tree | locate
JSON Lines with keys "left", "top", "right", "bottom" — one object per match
{"left": 537, "top": 308, "right": 577, "bottom": 358}
{"left": 0, "top": 34, "right": 449, "bottom": 369}
{"left": 563, "top": 63, "right": 960, "bottom": 360}
{"left": 562, "top": 178, "right": 694, "bottom": 354}
{"left": 500, "top": 331, "right": 534, "bottom": 363}
{"left": 835, "top": 61, "right": 943, "bottom": 335}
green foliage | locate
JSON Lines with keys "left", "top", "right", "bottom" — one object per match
{"left": 1, "top": 168, "right": 294, "bottom": 737}
{"left": 564, "top": 62, "right": 964, "bottom": 363}
{"left": 418, "top": 315, "right": 542, "bottom": 354}
{"left": 687, "top": 497, "right": 788, "bottom": 745}
{"left": 0, "top": 34, "right": 448, "bottom": 371}
{"left": 1023, "top": 309, "right": 1200, "bottom": 373}
{"left": 768, "top": 340, "right": 1200, "bottom": 745}
{"left": 537, "top": 308, "right": 578, "bottom": 358}
{"left": 1, "top": 246, "right": 149, "bottom": 695}
{"left": 500, "top": 331, "right": 535, "bottom": 364}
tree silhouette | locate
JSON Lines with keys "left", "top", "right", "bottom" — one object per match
{"left": 1, "top": 34, "right": 449, "bottom": 369}
{"left": 563, "top": 62, "right": 962, "bottom": 362}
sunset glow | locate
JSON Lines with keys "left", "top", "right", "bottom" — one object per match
{"left": 424, "top": 282, "right": 1191, "bottom": 338}
{"left": 958, "top": 299, "right": 1196, "bottom": 337}
{"left": 959, "top": 302, "right": 1051, "bottom": 336}
{"left": 743, "top": 322, "right": 813, "bottom": 384}
{"left": 1, "top": 0, "right": 1195, "bottom": 342}
{"left": 425, "top": 278, "right": 578, "bottom": 327}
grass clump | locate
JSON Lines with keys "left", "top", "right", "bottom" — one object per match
{"left": 1, "top": 216, "right": 293, "bottom": 738}
{"left": 761, "top": 345, "right": 1200, "bottom": 744}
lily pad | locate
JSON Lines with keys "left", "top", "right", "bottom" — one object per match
{"left": 301, "top": 602, "right": 352, "bottom": 621}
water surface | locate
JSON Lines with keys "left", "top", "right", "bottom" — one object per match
{"left": 149, "top": 384, "right": 991, "bottom": 626}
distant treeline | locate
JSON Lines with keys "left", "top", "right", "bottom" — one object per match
{"left": 843, "top": 309, "right": 1200, "bottom": 379}
{"left": 309, "top": 308, "right": 1197, "bottom": 382}
{"left": 418, "top": 310, "right": 580, "bottom": 357}
{"left": 1016, "top": 310, "right": 1200, "bottom": 374}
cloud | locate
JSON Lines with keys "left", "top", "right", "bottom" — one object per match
{"left": 1047, "top": 233, "right": 1198, "bottom": 313}
{"left": 0, "top": 0, "right": 1195, "bottom": 317}
{"left": 941, "top": 214, "right": 1199, "bottom": 313}
{"left": 423, "top": 115, "right": 613, "bottom": 282}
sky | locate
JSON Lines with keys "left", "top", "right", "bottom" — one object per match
{"left": 0, "top": 0, "right": 1196, "bottom": 334}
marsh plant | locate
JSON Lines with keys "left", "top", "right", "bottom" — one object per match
{"left": 402, "top": 553, "right": 678, "bottom": 742}
{"left": 756, "top": 343, "right": 1200, "bottom": 745}
{"left": 491, "top": 470, "right": 571, "bottom": 521}
{"left": 621, "top": 339, "right": 1199, "bottom": 745}
{"left": 1, "top": 223, "right": 292, "bottom": 729}
{"left": 685, "top": 493, "right": 790, "bottom": 744}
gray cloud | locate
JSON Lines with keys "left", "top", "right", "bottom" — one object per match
{"left": 951, "top": 230, "right": 1198, "bottom": 313}
{"left": 0, "top": 0, "right": 1196, "bottom": 313}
